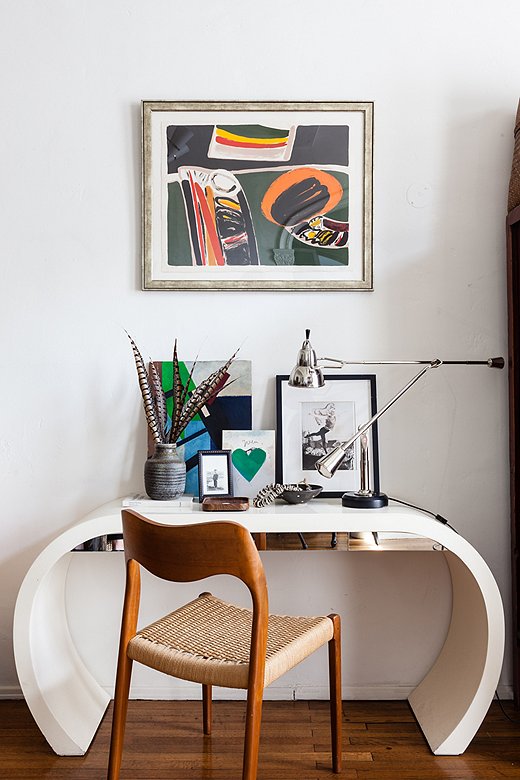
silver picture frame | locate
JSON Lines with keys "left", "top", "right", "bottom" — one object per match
{"left": 142, "top": 101, "right": 373, "bottom": 291}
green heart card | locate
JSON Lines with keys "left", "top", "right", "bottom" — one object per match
{"left": 222, "top": 430, "right": 275, "bottom": 497}
{"left": 232, "top": 447, "right": 267, "bottom": 482}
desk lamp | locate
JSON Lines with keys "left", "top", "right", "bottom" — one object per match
{"left": 288, "top": 330, "right": 505, "bottom": 509}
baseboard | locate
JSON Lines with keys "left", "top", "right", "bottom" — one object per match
{"left": 4, "top": 682, "right": 513, "bottom": 702}
{"left": 119, "top": 683, "right": 516, "bottom": 701}
{"left": 497, "top": 684, "right": 514, "bottom": 700}
{"left": 115, "top": 684, "right": 421, "bottom": 701}
{"left": 0, "top": 686, "right": 23, "bottom": 700}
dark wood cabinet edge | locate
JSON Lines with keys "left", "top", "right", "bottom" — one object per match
{"left": 507, "top": 205, "right": 520, "bottom": 706}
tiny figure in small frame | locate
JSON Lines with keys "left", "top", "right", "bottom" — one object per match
{"left": 198, "top": 450, "right": 234, "bottom": 501}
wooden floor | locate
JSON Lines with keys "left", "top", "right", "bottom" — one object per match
{"left": 1, "top": 699, "right": 520, "bottom": 779}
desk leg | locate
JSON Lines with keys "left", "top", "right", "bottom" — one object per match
{"left": 14, "top": 553, "right": 110, "bottom": 755}
{"left": 253, "top": 532, "right": 267, "bottom": 550}
{"left": 408, "top": 551, "right": 504, "bottom": 755}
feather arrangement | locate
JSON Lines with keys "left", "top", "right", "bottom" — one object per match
{"left": 127, "top": 333, "right": 238, "bottom": 445}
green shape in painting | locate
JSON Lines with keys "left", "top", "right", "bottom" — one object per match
{"left": 232, "top": 448, "right": 267, "bottom": 482}
{"left": 168, "top": 181, "right": 192, "bottom": 266}
{"left": 161, "top": 360, "right": 201, "bottom": 427}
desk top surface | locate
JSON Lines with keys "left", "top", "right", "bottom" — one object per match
{"left": 79, "top": 496, "right": 463, "bottom": 553}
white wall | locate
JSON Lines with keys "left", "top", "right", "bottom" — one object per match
{"left": 0, "top": 0, "right": 517, "bottom": 699}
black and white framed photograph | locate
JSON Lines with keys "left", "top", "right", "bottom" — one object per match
{"left": 275, "top": 374, "right": 380, "bottom": 498}
{"left": 198, "top": 450, "right": 234, "bottom": 500}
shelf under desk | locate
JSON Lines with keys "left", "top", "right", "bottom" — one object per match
{"left": 265, "top": 530, "right": 435, "bottom": 551}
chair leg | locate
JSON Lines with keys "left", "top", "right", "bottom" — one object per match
{"left": 242, "top": 682, "right": 264, "bottom": 780}
{"left": 327, "top": 613, "right": 342, "bottom": 774}
{"left": 107, "top": 654, "right": 133, "bottom": 780}
{"left": 202, "top": 684, "right": 212, "bottom": 735}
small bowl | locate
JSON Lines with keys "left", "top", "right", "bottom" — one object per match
{"left": 280, "top": 484, "right": 323, "bottom": 504}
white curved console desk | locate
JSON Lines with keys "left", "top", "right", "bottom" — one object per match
{"left": 14, "top": 498, "right": 504, "bottom": 757}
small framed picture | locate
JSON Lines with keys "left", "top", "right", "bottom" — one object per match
{"left": 198, "top": 450, "right": 234, "bottom": 501}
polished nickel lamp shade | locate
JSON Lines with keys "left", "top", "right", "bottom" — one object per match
{"left": 288, "top": 330, "right": 505, "bottom": 509}
{"left": 288, "top": 329, "right": 325, "bottom": 388}
{"left": 314, "top": 442, "right": 350, "bottom": 480}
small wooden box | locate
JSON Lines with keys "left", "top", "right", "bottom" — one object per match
{"left": 201, "top": 496, "right": 250, "bottom": 512}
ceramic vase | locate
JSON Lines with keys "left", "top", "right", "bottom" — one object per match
{"left": 144, "top": 443, "right": 186, "bottom": 500}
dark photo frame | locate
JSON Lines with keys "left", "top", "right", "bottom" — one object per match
{"left": 275, "top": 374, "right": 380, "bottom": 498}
{"left": 198, "top": 450, "right": 234, "bottom": 501}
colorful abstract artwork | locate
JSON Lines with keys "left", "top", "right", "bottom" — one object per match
{"left": 222, "top": 429, "right": 275, "bottom": 498}
{"left": 149, "top": 360, "right": 252, "bottom": 497}
{"left": 142, "top": 102, "right": 373, "bottom": 290}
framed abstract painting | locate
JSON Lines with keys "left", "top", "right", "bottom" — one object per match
{"left": 275, "top": 374, "right": 380, "bottom": 498}
{"left": 142, "top": 101, "right": 373, "bottom": 291}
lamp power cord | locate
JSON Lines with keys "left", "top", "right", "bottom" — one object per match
{"left": 388, "top": 495, "right": 459, "bottom": 534}
{"left": 494, "top": 688, "right": 520, "bottom": 724}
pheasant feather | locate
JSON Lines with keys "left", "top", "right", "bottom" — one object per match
{"left": 173, "top": 350, "right": 201, "bottom": 439}
{"left": 170, "top": 340, "right": 184, "bottom": 443}
{"left": 174, "top": 351, "right": 238, "bottom": 436}
{"left": 173, "top": 374, "right": 228, "bottom": 437}
{"left": 149, "top": 360, "right": 167, "bottom": 442}
{"left": 126, "top": 333, "right": 162, "bottom": 445}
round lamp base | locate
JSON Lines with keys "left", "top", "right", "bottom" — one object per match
{"left": 341, "top": 491, "right": 389, "bottom": 509}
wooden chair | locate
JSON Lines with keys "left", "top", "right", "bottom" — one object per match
{"left": 107, "top": 509, "right": 342, "bottom": 779}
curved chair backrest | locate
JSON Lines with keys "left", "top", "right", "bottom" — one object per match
{"left": 121, "top": 508, "right": 267, "bottom": 599}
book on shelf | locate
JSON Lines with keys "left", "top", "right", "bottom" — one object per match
{"left": 73, "top": 533, "right": 124, "bottom": 552}
{"left": 122, "top": 493, "right": 195, "bottom": 511}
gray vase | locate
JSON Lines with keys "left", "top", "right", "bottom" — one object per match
{"left": 144, "top": 443, "right": 186, "bottom": 500}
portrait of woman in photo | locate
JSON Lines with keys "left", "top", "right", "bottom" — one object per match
{"left": 304, "top": 402, "right": 337, "bottom": 453}
{"left": 301, "top": 400, "right": 355, "bottom": 472}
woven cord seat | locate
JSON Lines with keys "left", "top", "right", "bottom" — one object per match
{"left": 107, "top": 511, "right": 342, "bottom": 780}
{"left": 128, "top": 592, "right": 334, "bottom": 688}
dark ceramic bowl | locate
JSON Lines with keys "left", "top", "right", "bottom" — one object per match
{"left": 280, "top": 484, "right": 323, "bottom": 504}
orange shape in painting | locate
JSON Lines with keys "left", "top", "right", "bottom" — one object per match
{"left": 261, "top": 167, "right": 343, "bottom": 227}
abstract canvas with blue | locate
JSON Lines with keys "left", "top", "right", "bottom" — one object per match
{"left": 166, "top": 122, "right": 350, "bottom": 270}
{"left": 148, "top": 359, "right": 252, "bottom": 496}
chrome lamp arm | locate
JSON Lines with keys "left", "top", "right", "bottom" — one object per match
{"left": 320, "top": 356, "right": 505, "bottom": 369}
{"left": 288, "top": 330, "right": 504, "bottom": 509}
{"left": 315, "top": 360, "right": 441, "bottom": 487}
